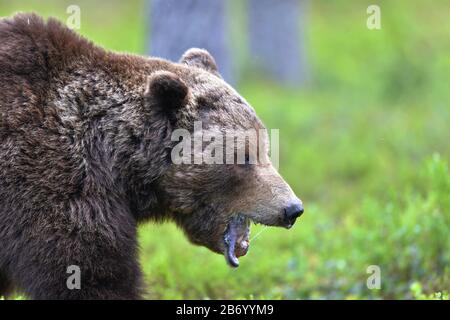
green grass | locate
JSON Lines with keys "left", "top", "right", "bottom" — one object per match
{"left": 1, "top": 0, "right": 449, "bottom": 300}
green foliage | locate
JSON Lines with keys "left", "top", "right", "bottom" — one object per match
{"left": 1, "top": 0, "right": 449, "bottom": 300}
{"left": 410, "top": 282, "right": 449, "bottom": 300}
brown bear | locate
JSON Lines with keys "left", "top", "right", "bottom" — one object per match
{"left": 0, "top": 13, "right": 303, "bottom": 299}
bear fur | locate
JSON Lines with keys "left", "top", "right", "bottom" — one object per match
{"left": 0, "top": 14, "right": 302, "bottom": 299}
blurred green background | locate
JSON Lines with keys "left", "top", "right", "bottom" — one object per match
{"left": 0, "top": 0, "right": 449, "bottom": 300}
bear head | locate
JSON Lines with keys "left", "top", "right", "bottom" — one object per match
{"left": 139, "top": 49, "right": 304, "bottom": 267}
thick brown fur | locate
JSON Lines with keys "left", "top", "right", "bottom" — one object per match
{"left": 0, "top": 14, "right": 301, "bottom": 299}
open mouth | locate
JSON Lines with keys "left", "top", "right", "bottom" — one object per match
{"left": 222, "top": 214, "right": 253, "bottom": 268}
{"left": 223, "top": 208, "right": 302, "bottom": 267}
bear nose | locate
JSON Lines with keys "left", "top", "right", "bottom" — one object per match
{"left": 283, "top": 199, "right": 304, "bottom": 227}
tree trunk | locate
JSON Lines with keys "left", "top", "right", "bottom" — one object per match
{"left": 248, "top": 0, "right": 308, "bottom": 85}
{"left": 148, "top": 0, "right": 233, "bottom": 82}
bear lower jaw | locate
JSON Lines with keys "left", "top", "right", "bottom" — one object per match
{"left": 223, "top": 214, "right": 250, "bottom": 268}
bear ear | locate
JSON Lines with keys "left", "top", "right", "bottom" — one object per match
{"left": 144, "top": 71, "right": 189, "bottom": 111}
{"left": 180, "top": 48, "right": 220, "bottom": 76}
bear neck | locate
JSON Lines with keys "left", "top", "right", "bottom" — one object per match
{"left": 48, "top": 60, "right": 175, "bottom": 221}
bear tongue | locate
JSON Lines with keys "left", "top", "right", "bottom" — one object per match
{"left": 224, "top": 215, "right": 250, "bottom": 268}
